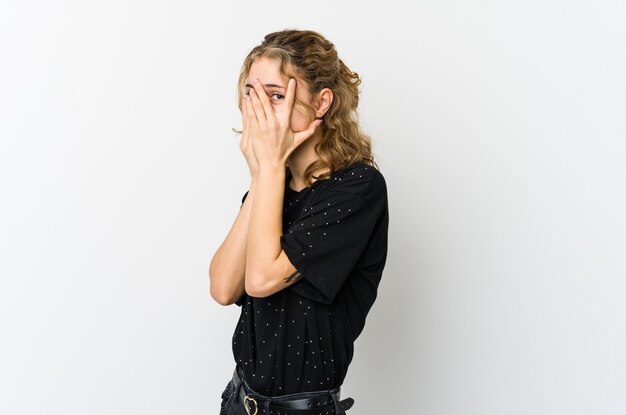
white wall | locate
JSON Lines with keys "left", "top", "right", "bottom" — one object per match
{"left": 1, "top": 1, "right": 624, "bottom": 414}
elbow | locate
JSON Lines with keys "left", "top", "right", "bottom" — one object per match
{"left": 245, "top": 273, "right": 272, "bottom": 298}
{"left": 210, "top": 284, "right": 238, "bottom": 306}
{"left": 208, "top": 270, "right": 239, "bottom": 306}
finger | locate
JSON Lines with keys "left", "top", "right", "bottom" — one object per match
{"left": 241, "top": 96, "right": 248, "bottom": 133}
{"left": 244, "top": 94, "right": 256, "bottom": 132}
{"left": 240, "top": 99, "right": 250, "bottom": 153}
{"left": 241, "top": 96, "right": 248, "bottom": 131}
{"left": 245, "top": 94, "right": 261, "bottom": 137}
{"left": 282, "top": 78, "right": 296, "bottom": 120}
{"left": 248, "top": 88, "right": 267, "bottom": 131}
{"left": 293, "top": 118, "right": 322, "bottom": 147}
{"left": 252, "top": 78, "right": 275, "bottom": 124}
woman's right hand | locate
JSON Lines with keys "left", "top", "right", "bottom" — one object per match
{"left": 240, "top": 96, "right": 259, "bottom": 179}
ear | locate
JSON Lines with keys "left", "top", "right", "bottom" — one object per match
{"left": 314, "top": 88, "right": 333, "bottom": 118}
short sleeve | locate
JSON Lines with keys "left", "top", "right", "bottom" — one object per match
{"left": 280, "top": 191, "right": 379, "bottom": 304}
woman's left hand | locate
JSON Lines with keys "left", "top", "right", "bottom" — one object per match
{"left": 244, "top": 77, "right": 322, "bottom": 168}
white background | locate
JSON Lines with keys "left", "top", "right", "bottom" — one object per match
{"left": 1, "top": 1, "right": 625, "bottom": 414}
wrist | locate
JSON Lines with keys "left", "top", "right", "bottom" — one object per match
{"left": 258, "top": 161, "right": 286, "bottom": 176}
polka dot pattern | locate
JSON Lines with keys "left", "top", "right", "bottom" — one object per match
{"left": 231, "top": 162, "right": 389, "bottom": 396}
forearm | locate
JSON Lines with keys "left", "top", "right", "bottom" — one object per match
{"left": 209, "top": 180, "right": 257, "bottom": 305}
{"left": 245, "top": 164, "right": 285, "bottom": 288}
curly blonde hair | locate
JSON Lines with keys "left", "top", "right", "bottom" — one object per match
{"left": 233, "top": 29, "right": 379, "bottom": 185}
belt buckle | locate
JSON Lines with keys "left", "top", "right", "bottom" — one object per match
{"left": 243, "top": 395, "right": 258, "bottom": 415}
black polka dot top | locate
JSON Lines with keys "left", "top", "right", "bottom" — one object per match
{"left": 231, "top": 161, "right": 389, "bottom": 396}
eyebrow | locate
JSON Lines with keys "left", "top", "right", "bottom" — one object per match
{"left": 244, "top": 82, "right": 286, "bottom": 90}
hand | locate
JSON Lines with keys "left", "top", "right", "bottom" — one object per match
{"left": 244, "top": 77, "right": 322, "bottom": 168}
{"left": 240, "top": 95, "right": 260, "bottom": 179}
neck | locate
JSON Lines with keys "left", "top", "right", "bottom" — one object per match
{"left": 286, "top": 131, "right": 326, "bottom": 191}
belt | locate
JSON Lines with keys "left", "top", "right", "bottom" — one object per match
{"left": 230, "top": 366, "right": 354, "bottom": 415}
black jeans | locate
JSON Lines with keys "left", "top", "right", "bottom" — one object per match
{"left": 219, "top": 366, "right": 350, "bottom": 415}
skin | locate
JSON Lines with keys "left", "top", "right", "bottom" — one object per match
{"left": 209, "top": 56, "right": 334, "bottom": 305}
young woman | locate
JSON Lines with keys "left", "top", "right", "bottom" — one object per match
{"left": 209, "top": 29, "right": 389, "bottom": 415}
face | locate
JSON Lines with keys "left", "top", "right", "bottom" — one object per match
{"left": 245, "top": 56, "right": 314, "bottom": 133}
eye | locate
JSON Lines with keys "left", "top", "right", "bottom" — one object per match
{"left": 270, "top": 92, "right": 284, "bottom": 101}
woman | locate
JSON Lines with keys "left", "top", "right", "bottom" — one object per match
{"left": 209, "top": 29, "right": 389, "bottom": 415}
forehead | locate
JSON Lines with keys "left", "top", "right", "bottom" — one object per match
{"left": 247, "top": 56, "right": 288, "bottom": 84}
